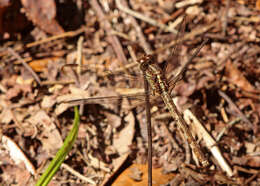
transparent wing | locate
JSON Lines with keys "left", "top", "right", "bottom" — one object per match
{"left": 58, "top": 92, "right": 161, "bottom": 108}
{"left": 61, "top": 94, "right": 144, "bottom": 103}
{"left": 168, "top": 39, "right": 209, "bottom": 93}
{"left": 164, "top": 15, "right": 187, "bottom": 81}
{"left": 61, "top": 63, "right": 143, "bottom": 81}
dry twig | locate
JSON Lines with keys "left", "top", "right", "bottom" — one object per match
{"left": 218, "top": 90, "right": 253, "bottom": 126}
{"left": 181, "top": 102, "right": 233, "bottom": 177}
{"left": 7, "top": 47, "right": 42, "bottom": 85}
{"left": 116, "top": 0, "right": 178, "bottom": 34}
{"left": 90, "top": 0, "right": 129, "bottom": 69}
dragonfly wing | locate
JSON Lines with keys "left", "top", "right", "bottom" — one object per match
{"left": 57, "top": 93, "right": 150, "bottom": 107}
{"left": 61, "top": 63, "right": 143, "bottom": 83}
{"left": 164, "top": 15, "right": 186, "bottom": 81}
{"left": 167, "top": 39, "right": 209, "bottom": 94}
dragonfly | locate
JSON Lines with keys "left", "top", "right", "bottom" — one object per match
{"left": 137, "top": 41, "right": 209, "bottom": 168}
{"left": 60, "top": 20, "right": 209, "bottom": 186}
{"left": 61, "top": 40, "right": 209, "bottom": 150}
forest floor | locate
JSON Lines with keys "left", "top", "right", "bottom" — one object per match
{"left": 0, "top": 0, "right": 259, "bottom": 185}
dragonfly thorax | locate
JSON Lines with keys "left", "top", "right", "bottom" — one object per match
{"left": 138, "top": 54, "right": 169, "bottom": 95}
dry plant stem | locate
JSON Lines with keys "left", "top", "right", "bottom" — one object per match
{"left": 175, "top": 0, "right": 203, "bottom": 8}
{"left": 145, "top": 8, "right": 184, "bottom": 33}
{"left": 7, "top": 47, "right": 42, "bottom": 85}
{"left": 168, "top": 174, "right": 183, "bottom": 185}
{"left": 218, "top": 90, "right": 253, "bottom": 126}
{"left": 76, "top": 36, "right": 85, "bottom": 115}
{"left": 90, "top": 0, "right": 129, "bottom": 71}
{"left": 76, "top": 36, "right": 84, "bottom": 75}
{"left": 117, "top": 0, "right": 152, "bottom": 54}
{"left": 222, "top": 0, "right": 230, "bottom": 36}
{"left": 116, "top": 0, "right": 177, "bottom": 34}
{"left": 143, "top": 75, "right": 152, "bottom": 186}
{"left": 128, "top": 44, "right": 154, "bottom": 185}
{"left": 182, "top": 106, "right": 233, "bottom": 177}
{"left": 233, "top": 16, "right": 260, "bottom": 23}
{"left": 61, "top": 163, "right": 96, "bottom": 185}
{"left": 245, "top": 174, "right": 258, "bottom": 185}
{"left": 234, "top": 165, "right": 259, "bottom": 175}
{"left": 216, "top": 117, "right": 242, "bottom": 142}
{"left": 41, "top": 80, "right": 75, "bottom": 85}
{"left": 26, "top": 28, "right": 84, "bottom": 48}
{"left": 69, "top": 64, "right": 81, "bottom": 87}
{"left": 127, "top": 45, "right": 138, "bottom": 62}
{"left": 111, "top": 30, "right": 133, "bottom": 40}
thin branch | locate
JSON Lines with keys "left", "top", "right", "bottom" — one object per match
{"left": 116, "top": 0, "right": 177, "bottom": 34}
{"left": 90, "top": 0, "right": 129, "bottom": 70}
{"left": 182, "top": 104, "right": 233, "bottom": 177}
{"left": 117, "top": 0, "right": 152, "bottom": 54}
{"left": 26, "top": 28, "right": 84, "bottom": 48}
{"left": 61, "top": 163, "right": 96, "bottom": 185}
{"left": 218, "top": 90, "right": 253, "bottom": 126}
{"left": 7, "top": 47, "right": 42, "bottom": 86}
{"left": 222, "top": 0, "right": 230, "bottom": 37}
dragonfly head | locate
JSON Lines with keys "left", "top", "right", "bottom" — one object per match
{"left": 138, "top": 54, "right": 154, "bottom": 71}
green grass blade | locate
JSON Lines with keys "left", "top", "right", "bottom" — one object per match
{"left": 36, "top": 106, "right": 80, "bottom": 186}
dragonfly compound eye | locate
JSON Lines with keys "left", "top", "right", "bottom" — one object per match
{"left": 140, "top": 61, "right": 149, "bottom": 71}
{"left": 138, "top": 54, "right": 154, "bottom": 71}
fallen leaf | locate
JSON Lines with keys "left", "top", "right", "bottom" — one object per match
{"left": 21, "top": 0, "right": 64, "bottom": 35}
{"left": 257, "top": 0, "right": 260, "bottom": 10}
{"left": 112, "top": 164, "right": 176, "bottom": 186}
{"left": 29, "top": 57, "right": 60, "bottom": 72}
{"left": 1, "top": 163, "right": 31, "bottom": 185}
{"left": 41, "top": 95, "right": 57, "bottom": 108}
{"left": 101, "top": 104, "right": 135, "bottom": 185}
{"left": 225, "top": 60, "right": 256, "bottom": 92}
{"left": 2, "top": 135, "right": 36, "bottom": 175}
{"left": 27, "top": 110, "right": 63, "bottom": 154}
{"left": 0, "top": 107, "right": 13, "bottom": 124}
{"left": 244, "top": 142, "right": 256, "bottom": 154}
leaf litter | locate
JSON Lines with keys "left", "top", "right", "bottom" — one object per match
{"left": 0, "top": 0, "right": 260, "bottom": 185}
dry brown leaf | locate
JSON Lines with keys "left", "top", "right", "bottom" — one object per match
{"left": 41, "top": 95, "right": 57, "bottom": 108}
{"left": 257, "top": 0, "right": 260, "bottom": 10}
{"left": 29, "top": 57, "right": 60, "bottom": 72}
{"left": 27, "top": 110, "right": 63, "bottom": 154}
{"left": 21, "top": 0, "right": 64, "bottom": 35}
{"left": 225, "top": 60, "right": 256, "bottom": 92}
{"left": 1, "top": 163, "right": 31, "bottom": 185}
{"left": 0, "top": 107, "right": 13, "bottom": 124}
{"left": 112, "top": 164, "right": 176, "bottom": 186}
{"left": 101, "top": 106, "right": 135, "bottom": 185}
{"left": 104, "top": 112, "right": 122, "bottom": 129}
